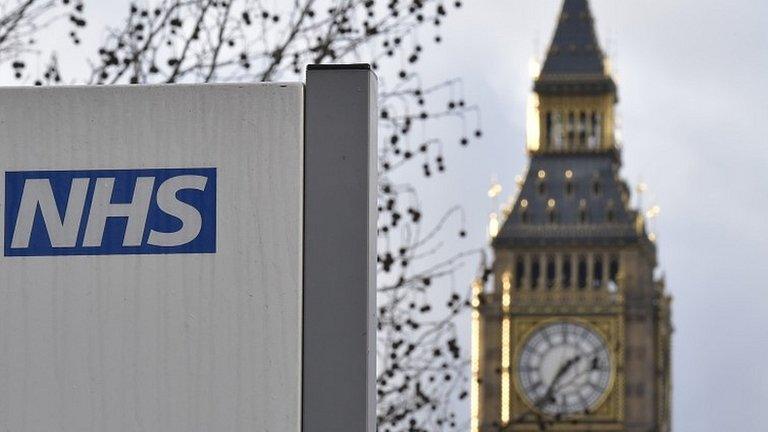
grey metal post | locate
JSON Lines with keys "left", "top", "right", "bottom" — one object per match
{"left": 303, "top": 65, "right": 377, "bottom": 431}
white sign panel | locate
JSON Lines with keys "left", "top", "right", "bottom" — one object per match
{"left": 0, "top": 84, "right": 303, "bottom": 431}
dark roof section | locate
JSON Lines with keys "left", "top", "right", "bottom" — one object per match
{"left": 534, "top": 0, "right": 616, "bottom": 96}
{"left": 493, "top": 153, "right": 646, "bottom": 248}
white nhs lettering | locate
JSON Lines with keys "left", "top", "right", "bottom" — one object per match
{"left": 10, "top": 175, "right": 208, "bottom": 249}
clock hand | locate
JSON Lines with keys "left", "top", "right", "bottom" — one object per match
{"left": 536, "top": 354, "right": 581, "bottom": 408}
{"left": 551, "top": 367, "right": 594, "bottom": 395}
{"left": 551, "top": 355, "right": 603, "bottom": 392}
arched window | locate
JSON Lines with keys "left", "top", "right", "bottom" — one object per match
{"left": 609, "top": 255, "right": 620, "bottom": 283}
{"left": 577, "top": 255, "right": 588, "bottom": 290}
{"left": 515, "top": 256, "right": 526, "bottom": 290}
{"left": 531, "top": 257, "right": 541, "bottom": 291}
{"left": 593, "top": 112, "right": 603, "bottom": 148}
{"left": 567, "top": 112, "right": 576, "bottom": 148}
{"left": 579, "top": 199, "right": 588, "bottom": 224}
{"left": 546, "top": 255, "right": 556, "bottom": 289}
{"left": 592, "top": 180, "right": 602, "bottom": 195}
{"left": 562, "top": 254, "right": 572, "bottom": 289}
{"left": 590, "top": 111, "right": 598, "bottom": 127}
{"left": 579, "top": 111, "right": 587, "bottom": 147}
{"left": 552, "top": 111, "right": 564, "bottom": 148}
{"left": 589, "top": 111, "right": 598, "bottom": 148}
{"left": 548, "top": 209, "right": 557, "bottom": 224}
{"left": 593, "top": 255, "right": 604, "bottom": 289}
{"left": 545, "top": 111, "right": 553, "bottom": 147}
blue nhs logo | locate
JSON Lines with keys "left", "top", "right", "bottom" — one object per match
{"left": 4, "top": 168, "right": 216, "bottom": 256}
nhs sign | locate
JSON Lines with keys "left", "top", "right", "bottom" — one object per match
{"left": 4, "top": 168, "right": 216, "bottom": 256}
{"left": 0, "top": 71, "right": 376, "bottom": 432}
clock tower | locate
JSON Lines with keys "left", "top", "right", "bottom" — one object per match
{"left": 473, "top": 1, "right": 673, "bottom": 431}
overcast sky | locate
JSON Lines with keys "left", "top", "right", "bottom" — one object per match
{"left": 15, "top": 0, "right": 768, "bottom": 430}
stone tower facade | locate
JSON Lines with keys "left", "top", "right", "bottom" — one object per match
{"left": 473, "top": 1, "right": 672, "bottom": 431}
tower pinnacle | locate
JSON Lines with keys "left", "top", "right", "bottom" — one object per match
{"left": 535, "top": 0, "right": 615, "bottom": 96}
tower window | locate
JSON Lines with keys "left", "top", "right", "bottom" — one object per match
{"left": 547, "top": 199, "right": 556, "bottom": 223}
{"left": 593, "top": 255, "right": 604, "bottom": 289}
{"left": 606, "top": 200, "right": 615, "bottom": 222}
{"left": 545, "top": 111, "right": 553, "bottom": 147}
{"left": 538, "top": 181, "right": 546, "bottom": 195}
{"left": 566, "top": 181, "right": 574, "bottom": 196}
{"left": 548, "top": 210, "right": 557, "bottom": 224}
{"left": 587, "top": 111, "right": 603, "bottom": 149}
{"left": 609, "top": 255, "right": 620, "bottom": 283}
{"left": 592, "top": 180, "right": 602, "bottom": 195}
{"left": 594, "top": 112, "right": 603, "bottom": 148}
{"left": 521, "top": 208, "right": 530, "bottom": 224}
{"left": 531, "top": 257, "right": 541, "bottom": 290}
{"left": 546, "top": 255, "right": 556, "bottom": 289}
{"left": 553, "top": 111, "right": 564, "bottom": 148}
{"left": 515, "top": 256, "right": 526, "bottom": 290}
{"left": 562, "top": 254, "right": 572, "bottom": 289}
{"left": 579, "top": 208, "right": 588, "bottom": 224}
{"left": 577, "top": 255, "right": 587, "bottom": 290}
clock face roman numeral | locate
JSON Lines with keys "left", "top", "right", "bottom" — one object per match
{"left": 517, "top": 321, "right": 613, "bottom": 416}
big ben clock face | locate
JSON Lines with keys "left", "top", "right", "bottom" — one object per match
{"left": 516, "top": 321, "right": 613, "bottom": 417}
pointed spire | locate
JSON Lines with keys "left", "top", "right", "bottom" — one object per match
{"left": 535, "top": 0, "right": 615, "bottom": 95}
